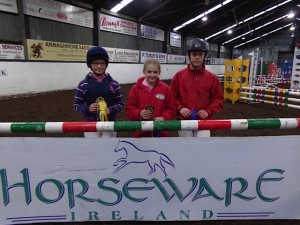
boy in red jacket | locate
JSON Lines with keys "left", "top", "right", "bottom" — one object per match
{"left": 171, "top": 38, "right": 223, "bottom": 137}
{"left": 126, "top": 59, "right": 176, "bottom": 137}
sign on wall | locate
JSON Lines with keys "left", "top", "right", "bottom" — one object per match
{"left": 170, "top": 32, "right": 181, "bottom": 48}
{"left": 0, "top": 0, "right": 18, "bottom": 13}
{"left": 140, "top": 24, "right": 165, "bottom": 41}
{"left": 100, "top": 13, "right": 137, "bottom": 36}
{"left": 167, "top": 54, "right": 185, "bottom": 64}
{"left": 141, "top": 51, "right": 167, "bottom": 63}
{"left": 26, "top": 39, "right": 91, "bottom": 61}
{"left": 0, "top": 44, "right": 24, "bottom": 59}
{"left": 23, "top": 0, "right": 93, "bottom": 28}
{"left": 105, "top": 47, "right": 139, "bottom": 63}
{"left": 0, "top": 136, "right": 299, "bottom": 224}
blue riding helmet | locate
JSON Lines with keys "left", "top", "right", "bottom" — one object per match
{"left": 86, "top": 46, "right": 109, "bottom": 67}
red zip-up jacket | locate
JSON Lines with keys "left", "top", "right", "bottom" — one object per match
{"left": 170, "top": 65, "right": 223, "bottom": 120}
{"left": 126, "top": 77, "right": 176, "bottom": 137}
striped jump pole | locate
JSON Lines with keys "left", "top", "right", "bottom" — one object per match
{"left": 242, "top": 87, "right": 300, "bottom": 97}
{"left": 0, "top": 118, "right": 299, "bottom": 133}
{"left": 241, "top": 92, "right": 300, "bottom": 104}
{"left": 240, "top": 97, "right": 300, "bottom": 110}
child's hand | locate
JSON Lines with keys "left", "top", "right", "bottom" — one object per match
{"left": 89, "top": 103, "right": 98, "bottom": 112}
{"left": 198, "top": 110, "right": 208, "bottom": 119}
{"left": 154, "top": 117, "right": 164, "bottom": 121}
{"left": 140, "top": 109, "right": 153, "bottom": 120}
{"left": 179, "top": 107, "right": 191, "bottom": 118}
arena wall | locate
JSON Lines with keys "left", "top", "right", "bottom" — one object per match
{"left": 0, "top": 62, "right": 224, "bottom": 98}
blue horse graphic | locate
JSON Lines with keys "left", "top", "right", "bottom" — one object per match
{"left": 113, "top": 140, "right": 175, "bottom": 177}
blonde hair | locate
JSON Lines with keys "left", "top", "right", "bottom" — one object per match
{"left": 143, "top": 59, "right": 161, "bottom": 73}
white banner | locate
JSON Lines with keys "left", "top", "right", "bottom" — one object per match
{"left": 0, "top": 136, "right": 299, "bottom": 223}
{"left": 141, "top": 51, "right": 167, "bottom": 63}
{"left": 100, "top": 13, "right": 137, "bottom": 36}
{"left": 0, "top": 0, "right": 18, "bottom": 13}
{"left": 141, "top": 24, "right": 165, "bottom": 41}
{"left": 167, "top": 54, "right": 186, "bottom": 64}
{"left": 105, "top": 47, "right": 139, "bottom": 63}
{"left": 0, "top": 44, "right": 24, "bottom": 59}
{"left": 170, "top": 32, "right": 181, "bottom": 47}
{"left": 23, "top": 0, "right": 93, "bottom": 28}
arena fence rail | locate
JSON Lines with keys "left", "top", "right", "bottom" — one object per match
{"left": 0, "top": 118, "right": 299, "bottom": 133}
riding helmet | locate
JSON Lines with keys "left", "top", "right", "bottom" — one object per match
{"left": 86, "top": 46, "right": 109, "bottom": 67}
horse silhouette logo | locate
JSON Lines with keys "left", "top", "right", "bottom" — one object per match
{"left": 113, "top": 140, "right": 175, "bottom": 177}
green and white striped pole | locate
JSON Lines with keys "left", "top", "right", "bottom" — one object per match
{"left": 0, "top": 118, "right": 299, "bottom": 133}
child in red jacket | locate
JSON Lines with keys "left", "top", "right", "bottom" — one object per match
{"left": 126, "top": 59, "right": 176, "bottom": 137}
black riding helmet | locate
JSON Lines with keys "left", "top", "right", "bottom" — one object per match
{"left": 187, "top": 38, "right": 209, "bottom": 57}
{"left": 86, "top": 46, "right": 109, "bottom": 67}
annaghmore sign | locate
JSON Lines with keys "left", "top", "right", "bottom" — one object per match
{"left": 0, "top": 136, "right": 299, "bottom": 224}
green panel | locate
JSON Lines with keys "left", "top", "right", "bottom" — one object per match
{"left": 247, "top": 119, "right": 281, "bottom": 129}
{"left": 114, "top": 121, "right": 142, "bottom": 131}
{"left": 153, "top": 120, "right": 181, "bottom": 131}
{"left": 11, "top": 123, "right": 46, "bottom": 133}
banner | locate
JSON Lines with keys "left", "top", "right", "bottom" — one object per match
{"left": 167, "top": 54, "right": 186, "bottom": 64}
{"left": 100, "top": 13, "right": 137, "bottom": 36}
{"left": 141, "top": 24, "right": 164, "bottom": 41}
{"left": 170, "top": 32, "right": 181, "bottom": 47}
{"left": 0, "top": 44, "right": 24, "bottom": 59}
{"left": 26, "top": 39, "right": 91, "bottom": 61}
{"left": 105, "top": 47, "right": 139, "bottom": 63}
{"left": 0, "top": 0, "right": 17, "bottom": 13}
{"left": 23, "top": 0, "right": 93, "bottom": 28}
{"left": 0, "top": 136, "right": 299, "bottom": 223}
{"left": 141, "top": 51, "right": 167, "bottom": 63}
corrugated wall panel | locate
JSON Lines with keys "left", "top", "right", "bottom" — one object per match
{"left": 99, "top": 31, "right": 138, "bottom": 50}
{"left": 28, "top": 17, "right": 93, "bottom": 45}
{"left": 0, "top": 13, "right": 21, "bottom": 42}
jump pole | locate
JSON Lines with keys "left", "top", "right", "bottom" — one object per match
{"left": 240, "top": 92, "right": 300, "bottom": 104}
{"left": 0, "top": 118, "right": 299, "bottom": 133}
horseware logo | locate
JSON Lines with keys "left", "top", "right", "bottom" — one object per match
{"left": 113, "top": 140, "right": 175, "bottom": 177}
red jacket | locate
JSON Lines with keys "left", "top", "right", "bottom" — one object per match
{"left": 170, "top": 65, "right": 223, "bottom": 120}
{"left": 126, "top": 77, "right": 176, "bottom": 137}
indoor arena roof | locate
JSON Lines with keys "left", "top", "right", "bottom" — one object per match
{"left": 84, "top": 0, "right": 299, "bottom": 48}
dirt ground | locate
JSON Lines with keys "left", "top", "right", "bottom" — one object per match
{"left": 0, "top": 81, "right": 299, "bottom": 225}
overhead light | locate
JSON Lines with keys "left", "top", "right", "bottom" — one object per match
{"left": 202, "top": 16, "right": 208, "bottom": 21}
{"left": 227, "top": 29, "right": 233, "bottom": 34}
{"left": 287, "top": 11, "right": 294, "bottom": 18}
{"left": 234, "top": 23, "right": 292, "bottom": 48}
{"left": 173, "top": 0, "right": 234, "bottom": 31}
{"left": 223, "top": 15, "right": 287, "bottom": 45}
{"left": 290, "top": 25, "right": 295, "bottom": 30}
{"left": 110, "top": 0, "right": 133, "bottom": 13}
{"left": 242, "top": 36, "right": 245, "bottom": 39}
{"left": 205, "top": 0, "right": 292, "bottom": 40}
{"left": 291, "top": 33, "right": 295, "bottom": 37}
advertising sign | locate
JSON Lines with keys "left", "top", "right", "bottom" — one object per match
{"left": 105, "top": 47, "right": 139, "bottom": 63}
{"left": 23, "top": 0, "right": 93, "bottom": 28}
{"left": 0, "top": 0, "right": 18, "bottom": 13}
{"left": 141, "top": 24, "right": 164, "bottom": 41}
{"left": 26, "top": 39, "right": 91, "bottom": 61}
{"left": 170, "top": 32, "right": 181, "bottom": 47}
{"left": 167, "top": 54, "right": 185, "bottom": 64}
{"left": 0, "top": 136, "right": 299, "bottom": 224}
{"left": 0, "top": 44, "right": 24, "bottom": 59}
{"left": 100, "top": 13, "right": 137, "bottom": 36}
{"left": 141, "top": 51, "right": 167, "bottom": 63}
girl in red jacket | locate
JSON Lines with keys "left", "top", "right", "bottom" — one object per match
{"left": 126, "top": 59, "right": 176, "bottom": 137}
